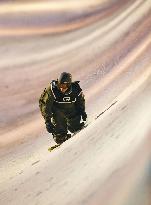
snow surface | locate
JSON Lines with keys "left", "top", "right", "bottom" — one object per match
{"left": 0, "top": 1, "right": 151, "bottom": 205}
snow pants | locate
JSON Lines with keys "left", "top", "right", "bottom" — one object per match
{"left": 52, "top": 108, "right": 82, "bottom": 137}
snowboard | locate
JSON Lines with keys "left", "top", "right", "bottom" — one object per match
{"left": 48, "top": 144, "right": 61, "bottom": 152}
{"left": 48, "top": 123, "right": 88, "bottom": 152}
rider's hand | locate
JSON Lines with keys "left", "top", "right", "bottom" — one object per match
{"left": 81, "top": 112, "right": 87, "bottom": 121}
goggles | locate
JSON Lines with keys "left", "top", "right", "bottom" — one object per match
{"left": 58, "top": 82, "right": 70, "bottom": 90}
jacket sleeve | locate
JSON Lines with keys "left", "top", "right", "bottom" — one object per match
{"left": 42, "top": 85, "right": 54, "bottom": 122}
{"left": 75, "top": 90, "right": 86, "bottom": 114}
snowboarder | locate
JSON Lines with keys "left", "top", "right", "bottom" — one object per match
{"left": 39, "top": 72, "right": 87, "bottom": 144}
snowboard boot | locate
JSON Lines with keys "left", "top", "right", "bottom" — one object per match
{"left": 53, "top": 133, "right": 71, "bottom": 145}
{"left": 64, "top": 133, "right": 72, "bottom": 141}
{"left": 68, "top": 122, "right": 85, "bottom": 133}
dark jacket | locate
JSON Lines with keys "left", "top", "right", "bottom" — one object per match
{"left": 43, "top": 80, "right": 85, "bottom": 121}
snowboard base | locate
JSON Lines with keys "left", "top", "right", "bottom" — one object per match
{"left": 48, "top": 144, "right": 60, "bottom": 152}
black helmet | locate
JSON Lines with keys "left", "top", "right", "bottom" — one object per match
{"left": 58, "top": 72, "right": 72, "bottom": 85}
{"left": 57, "top": 72, "right": 72, "bottom": 92}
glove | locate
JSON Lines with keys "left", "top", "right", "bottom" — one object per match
{"left": 45, "top": 122, "right": 54, "bottom": 133}
{"left": 81, "top": 112, "right": 87, "bottom": 121}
